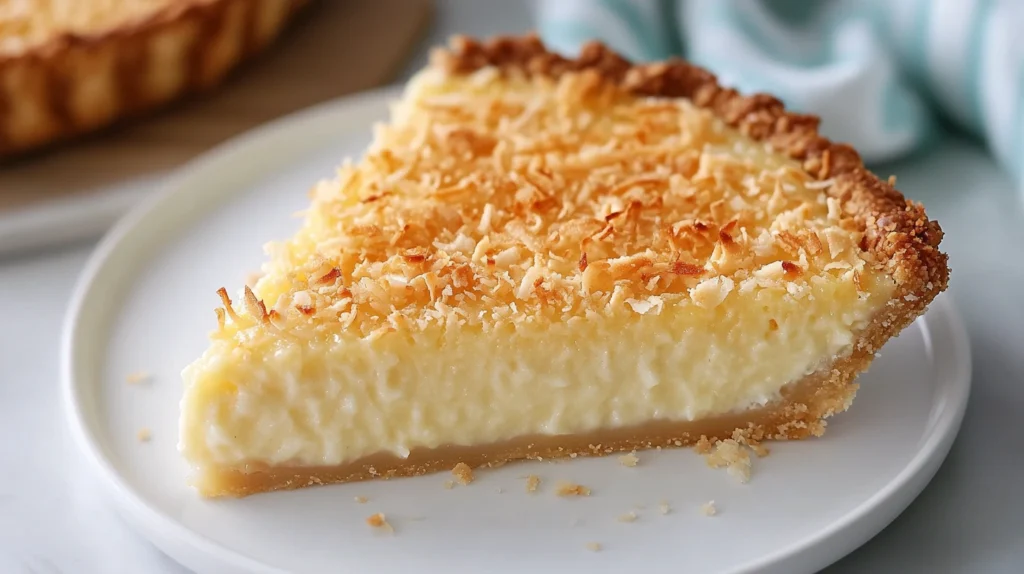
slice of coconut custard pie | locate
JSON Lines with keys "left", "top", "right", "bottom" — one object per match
{"left": 180, "top": 34, "right": 949, "bottom": 497}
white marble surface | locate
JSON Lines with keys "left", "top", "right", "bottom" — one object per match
{"left": 1, "top": 2, "right": 1022, "bottom": 572}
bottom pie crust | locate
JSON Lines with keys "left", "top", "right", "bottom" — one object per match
{"left": 192, "top": 337, "right": 879, "bottom": 497}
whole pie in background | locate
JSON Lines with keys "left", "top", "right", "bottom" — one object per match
{"left": 0, "top": 0, "right": 307, "bottom": 158}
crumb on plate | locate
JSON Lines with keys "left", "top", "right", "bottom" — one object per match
{"left": 700, "top": 500, "right": 717, "bottom": 516}
{"left": 525, "top": 475, "right": 540, "bottom": 493}
{"left": 695, "top": 435, "right": 714, "bottom": 455}
{"left": 366, "top": 512, "right": 394, "bottom": 533}
{"left": 750, "top": 442, "right": 770, "bottom": 458}
{"left": 704, "top": 439, "right": 752, "bottom": 483}
{"left": 556, "top": 482, "right": 591, "bottom": 497}
{"left": 125, "top": 371, "right": 151, "bottom": 385}
{"left": 452, "top": 462, "right": 474, "bottom": 485}
{"left": 618, "top": 452, "right": 639, "bottom": 467}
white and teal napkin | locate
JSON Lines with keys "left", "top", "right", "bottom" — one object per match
{"left": 536, "top": 0, "right": 1024, "bottom": 179}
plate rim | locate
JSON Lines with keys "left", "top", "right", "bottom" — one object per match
{"left": 60, "top": 87, "right": 972, "bottom": 574}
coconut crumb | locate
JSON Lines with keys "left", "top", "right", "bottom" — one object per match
{"left": 704, "top": 439, "right": 752, "bottom": 483}
{"left": 452, "top": 462, "right": 474, "bottom": 485}
{"left": 354, "top": 496, "right": 368, "bottom": 503}
{"left": 730, "top": 429, "right": 772, "bottom": 458}
{"left": 366, "top": 513, "right": 393, "bottom": 533}
{"left": 750, "top": 442, "right": 771, "bottom": 457}
{"left": 525, "top": 475, "right": 540, "bottom": 493}
{"left": 585, "top": 542, "right": 602, "bottom": 552}
{"left": 495, "top": 487, "right": 504, "bottom": 494}
{"left": 695, "top": 435, "right": 714, "bottom": 454}
{"left": 700, "top": 500, "right": 717, "bottom": 516}
{"left": 125, "top": 371, "right": 151, "bottom": 385}
{"left": 443, "top": 480, "right": 455, "bottom": 490}
{"left": 618, "top": 452, "right": 639, "bottom": 467}
{"left": 556, "top": 482, "right": 591, "bottom": 497}
{"left": 136, "top": 428, "right": 151, "bottom": 442}
{"left": 617, "top": 511, "right": 637, "bottom": 523}
{"left": 658, "top": 501, "right": 671, "bottom": 515}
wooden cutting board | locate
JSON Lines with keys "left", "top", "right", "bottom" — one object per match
{"left": 0, "top": 0, "right": 431, "bottom": 215}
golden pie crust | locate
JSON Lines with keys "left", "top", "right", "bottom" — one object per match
{"left": 0, "top": 0, "right": 307, "bottom": 158}
{"left": 194, "top": 34, "right": 950, "bottom": 497}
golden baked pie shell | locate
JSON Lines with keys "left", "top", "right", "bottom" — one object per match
{"left": 0, "top": 0, "right": 307, "bottom": 158}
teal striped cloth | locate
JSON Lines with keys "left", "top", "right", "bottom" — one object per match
{"left": 536, "top": 0, "right": 1024, "bottom": 180}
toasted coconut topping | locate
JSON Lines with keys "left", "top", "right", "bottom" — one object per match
{"left": 206, "top": 35, "right": 931, "bottom": 341}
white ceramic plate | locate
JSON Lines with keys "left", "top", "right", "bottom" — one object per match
{"left": 62, "top": 88, "right": 972, "bottom": 574}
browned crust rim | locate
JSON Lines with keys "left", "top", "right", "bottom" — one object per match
{"left": 430, "top": 33, "right": 949, "bottom": 355}
{"left": 0, "top": 0, "right": 309, "bottom": 157}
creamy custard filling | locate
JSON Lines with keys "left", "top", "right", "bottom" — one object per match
{"left": 181, "top": 272, "right": 890, "bottom": 469}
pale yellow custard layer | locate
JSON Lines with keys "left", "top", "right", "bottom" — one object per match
{"left": 181, "top": 273, "right": 888, "bottom": 468}
{"left": 180, "top": 65, "right": 895, "bottom": 473}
